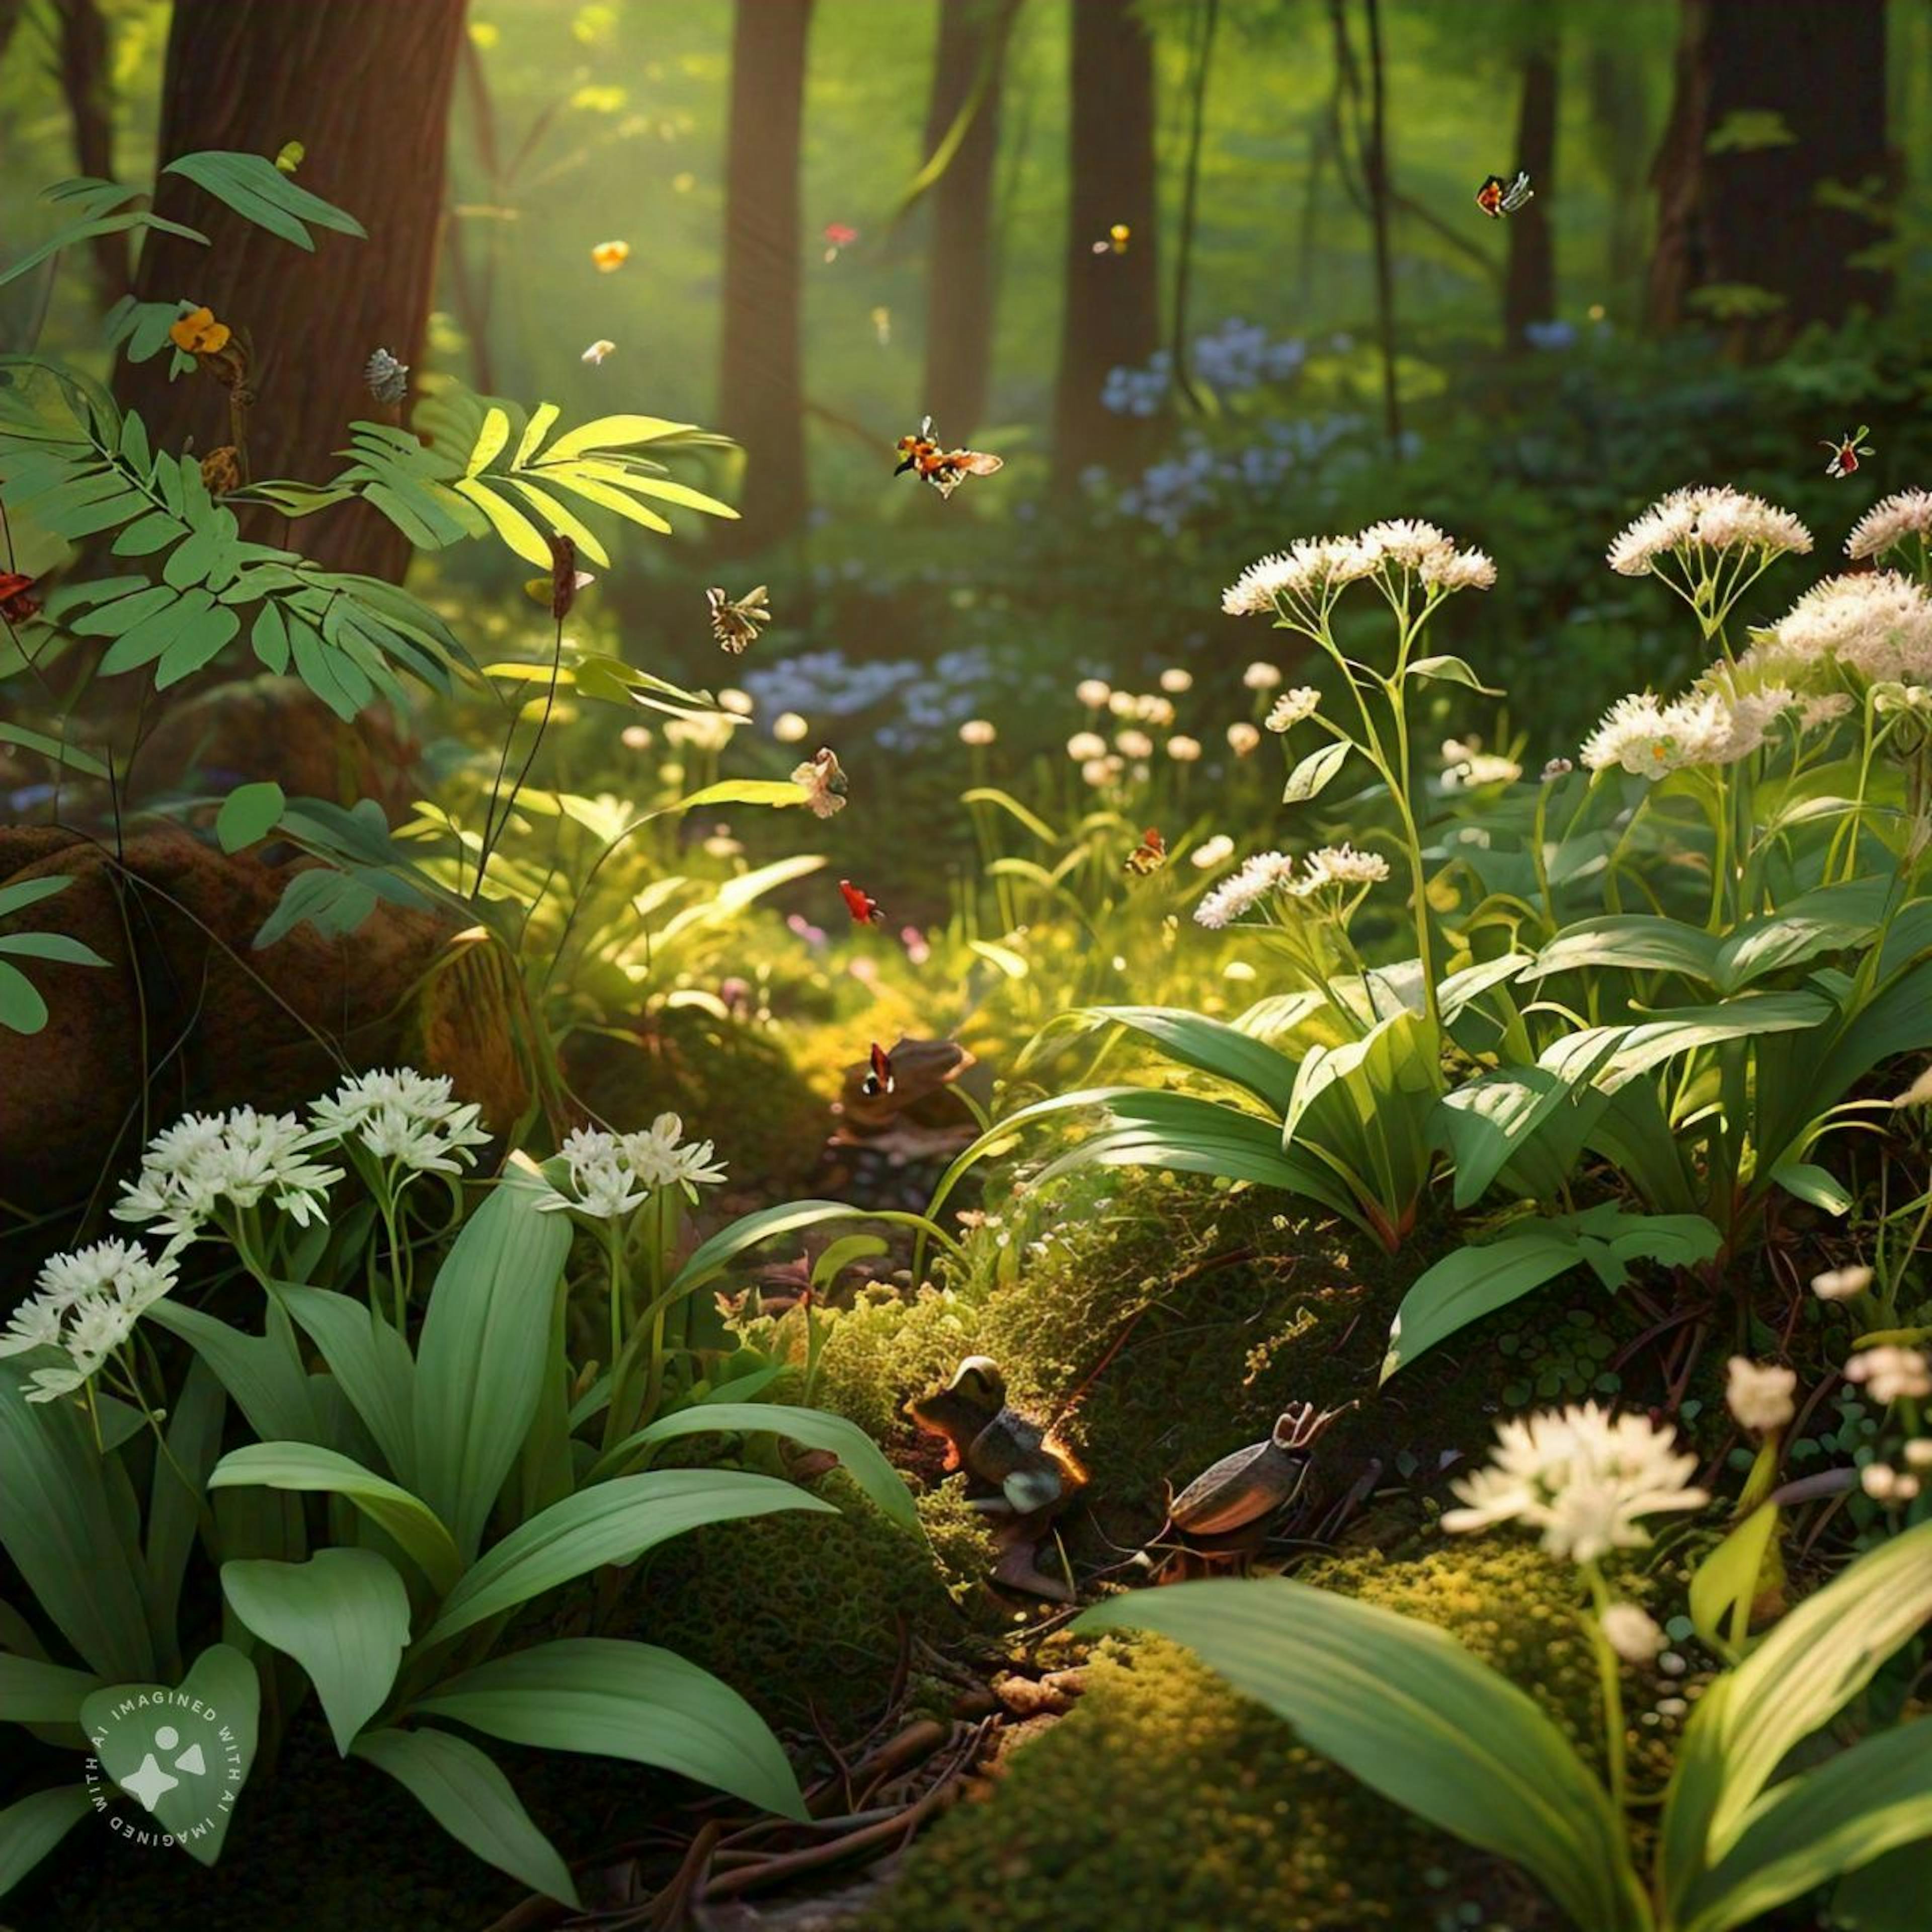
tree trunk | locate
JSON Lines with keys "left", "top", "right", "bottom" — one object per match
{"left": 113, "top": 0, "right": 466, "bottom": 582}
{"left": 1051, "top": 0, "right": 1160, "bottom": 484}
{"left": 716, "top": 0, "right": 814, "bottom": 557}
{"left": 1169, "top": 0, "right": 1220, "bottom": 412}
{"left": 1502, "top": 38, "right": 1558, "bottom": 349}
{"left": 1360, "top": 0, "right": 1401, "bottom": 455}
{"left": 1647, "top": 0, "right": 1888, "bottom": 353}
{"left": 919, "top": 0, "right": 1019, "bottom": 439}
{"left": 1585, "top": 44, "right": 1647, "bottom": 318}
{"left": 50, "top": 0, "right": 124, "bottom": 304}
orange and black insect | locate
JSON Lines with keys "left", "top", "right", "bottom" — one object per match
{"left": 1475, "top": 171, "right": 1534, "bottom": 219}
{"left": 894, "top": 415, "right": 1005, "bottom": 501}
{"left": 839, "top": 878, "right": 884, "bottom": 926}
{"left": 1820, "top": 426, "right": 1875, "bottom": 479}
{"left": 0, "top": 572, "right": 41, "bottom": 625}
{"left": 860, "top": 1042, "right": 895, "bottom": 1098}
{"left": 1123, "top": 827, "right": 1167, "bottom": 875}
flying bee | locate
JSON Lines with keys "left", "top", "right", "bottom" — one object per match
{"left": 1475, "top": 171, "right": 1535, "bottom": 219}
{"left": 1123, "top": 826, "right": 1167, "bottom": 875}
{"left": 707, "top": 584, "right": 771, "bottom": 654}
{"left": 860, "top": 1041, "right": 895, "bottom": 1098}
{"left": 838, "top": 878, "right": 884, "bottom": 926}
{"left": 894, "top": 415, "right": 1005, "bottom": 501}
{"left": 1820, "top": 425, "right": 1875, "bottom": 479}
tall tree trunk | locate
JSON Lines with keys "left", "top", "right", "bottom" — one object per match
{"left": 1168, "top": 0, "right": 1220, "bottom": 412}
{"left": 115, "top": 0, "right": 468, "bottom": 580}
{"left": 1360, "top": 0, "right": 1401, "bottom": 455}
{"left": 1585, "top": 44, "right": 1647, "bottom": 319}
{"left": 1647, "top": 0, "right": 1888, "bottom": 354}
{"left": 49, "top": 0, "right": 124, "bottom": 303}
{"left": 919, "top": 0, "right": 1019, "bottom": 439}
{"left": 1051, "top": 0, "right": 1160, "bottom": 484}
{"left": 716, "top": 0, "right": 814, "bottom": 557}
{"left": 1502, "top": 36, "right": 1558, "bottom": 349}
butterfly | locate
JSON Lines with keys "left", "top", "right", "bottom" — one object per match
{"left": 860, "top": 1042, "right": 895, "bottom": 1098}
{"left": 1820, "top": 425, "right": 1875, "bottom": 478}
{"left": 707, "top": 584, "right": 771, "bottom": 654}
{"left": 893, "top": 416, "right": 1005, "bottom": 501}
{"left": 791, "top": 746, "right": 848, "bottom": 819}
{"left": 1123, "top": 827, "right": 1167, "bottom": 875}
{"left": 839, "top": 878, "right": 884, "bottom": 926}
{"left": 1475, "top": 171, "right": 1535, "bottom": 219}
{"left": 0, "top": 572, "right": 41, "bottom": 624}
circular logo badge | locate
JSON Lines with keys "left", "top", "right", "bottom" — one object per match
{"left": 85, "top": 1689, "right": 243, "bottom": 1852}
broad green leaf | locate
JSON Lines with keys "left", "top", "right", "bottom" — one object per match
{"left": 80, "top": 1642, "right": 259, "bottom": 1868}
{"left": 1078, "top": 1579, "right": 1646, "bottom": 1932}
{"left": 1769, "top": 1161, "right": 1853, "bottom": 1216}
{"left": 0, "top": 1359, "right": 155, "bottom": 1681}
{"left": 1688, "top": 1502, "right": 1780, "bottom": 1660}
{"left": 208, "top": 1443, "right": 461, "bottom": 1597}
{"left": 215, "top": 780, "right": 286, "bottom": 853}
{"left": 252, "top": 867, "right": 379, "bottom": 949}
{"left": 1526, "top": 915, "right": 1724, "bottom": 985}
{"left": 601, "top": 1403, "right": 918, "bottom": 1532}
{"left": 350, "top": 1727, "right": 579, "bottom": 1908}
{"left": 1407, "top": 653, "right": 1502, "bottom": 694}
{"left": 668, "top": 1201, "right": 950, "bottom": 1301}
{"left": 1083, "top": 1003, "right": 1302, "bottom": 1111}
{"left": 0, "top": 932, "right": 109, "bottom": 967}
{"left": 451, "top": 475, "right": 550, "bottom": 565}
{"left": 412, "top": 1156, "right": 572, "bottom": 1562}
{"left": 270, "top": 1283, "right": 416, "bottom": 1483}
{"left": 1282, "top": 738, "right": 1350, "bottom": 805}
{"left": 0, "top": 209, "right": 206, "bottom": 293}
{"left": 0, "top": 875, "right": 77, "bottom": 920}
{"left": 0, "top": 727, "right": 109, "bottom": 779}
{"left": 464, "top": 406, "right": 512, "bottom": 476}
{"left": 1383, "top": 1225, "right": 1589, "bottom": 1381}
{"left": 145, "top": 1356, "right": 225, "bottom": 1648}
{"left": 0, "top": 1787, "right": 92, "bottom": 1899}
{"left": 0, "top": 1652, "right": 101, "bottom": 1724}
{"left": 1831, "top": 1839, "right": 1932, "bottom": 1932}
{"left": 1713, "top": 879, "right": 1893, "bottom": 994}
{"left": 164, "top": 150, "right": 365, "bottom": 249}
{"left": 420, "top": 1471, "right": 834, "bottom": 1647}
{"left": 540, "top": 412, "right": 694, "bottom": 461}
{"left": 0, "top": 962, "right": 49, "bottom": 1033}
{"left": 221, "top": 1549, "right": 413, "bottom": 1755}
{"left": 144, "top": 1297, "right": 319, "bottom": 1442}
{"left": 411, "top": 1638, "right": 807, "bottom": 1819}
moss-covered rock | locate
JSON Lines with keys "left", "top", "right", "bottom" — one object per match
{"left": 856, "top": 1539, "right": 1618, "bottom": 1932}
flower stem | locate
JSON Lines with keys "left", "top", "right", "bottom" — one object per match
{"left": 1582, "top": 1561, "right": 1629, "bottom": 1817}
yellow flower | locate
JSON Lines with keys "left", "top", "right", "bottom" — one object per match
{"left": 169, "top": 306, "right": 231, "bottom": 355}
{"left": 591, "top": 239, "right": 630, "bottom": 273}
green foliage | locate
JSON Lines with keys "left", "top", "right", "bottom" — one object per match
{"left": 0, "top": 874, "right": 107, "bottom": 1034}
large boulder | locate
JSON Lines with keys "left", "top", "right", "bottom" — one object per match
{"left": 0, "top": 826, "right": 525, "bottom": 1216}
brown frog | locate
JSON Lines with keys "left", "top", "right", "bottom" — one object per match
{"left": 907, "top": 1356, "right": 1086, "bottom": 1601}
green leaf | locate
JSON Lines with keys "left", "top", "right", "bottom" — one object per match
{"left": 1282, "top": 738, "right": 1350, "bottom": 804}
{"left": 144, "top": 1297, "right": 320, "bottom": 1442}
{"left": 350, "top": 1727, "right": 579, "bottom": 1908}
{"left": 1082, "top": 1004, "right": 1302, "bottom": 1111}
{"left": 602, "top": 1403, "right": 918, "bottom": 1533}
{"left": 1769, "top": 1161, "right": 1853, "bottom": 1215}
{"left": 0, "top": 1787, "right": 92, "bottom": 1899}
{"left": 0, "top": 1360, "right": 155, "bottom": 1681}
{"left": 221, "top": 1549, "right": 413, "bottom": 1755}
{"left": 411, "top": 1637, "right": 807, "bottom": 1819}
{"left": 412, "top": 1157, "right": 572, "bottom": 1562}
{"left": 540, "top": 413, "right": 694, "bottom": 460}
{"left": 80, "top": 1642, "right": 259, "bottom": 1868}
{"left": 420, "top": 1471, "right": 834, "bottom": 1648}
{"left": 0, "top": 875, "right": 77, "bottom": 920}
{"left": 1526, "top": 915, "right": 1724, "bottom": 985}
{"left": 163, "top": 150, "right": 366, "bottom": 249}
{"left": 1408, "top": 653, "right": 1502, "bottom": 695}
{"left": 252, "top": 867, "right": 379, "bottom": 949}
{"left": 1077, "top": 1579, "right": 1646, "bottom": 1932}
{"left": 1688, "top": 1502, "right": 1780, "bottom": 1661}
{"left": 0, "top": 727, "right": 109, "bottom": 780}
{"left": 451, "top": 475, "right": 550, "bottom": 565}
{"left": 145, "top": 1356, "right": 225, "bottom": 1647}
{"left": 208, "top": 1443, "right": 462, "bottom": 1597}
{"left": 0, "top": 209, "right": 207, "bottom": 294}
{"left": 270, "top": 1283, "right": 416, "bottom": 1484}
{"left": 215, "top": 780, "right": 287, "bottom": 854}
{"left": 1383, "top": 1225, "right": 1591, "bottom": 1381}
{"left": 0, "top": 962, "right": 49, "bottom": 1033}
{"left": 0, "top": 931, "right": 109, "bottom": 967}
{"left": 668, "top": 1201, "right": 939, "bottom": 1303}
{"left": 250, "top": 602, "right": 290, "bottom": 673}
{"left": 0, "top": 1652, "right": 102, "bottom": 1724}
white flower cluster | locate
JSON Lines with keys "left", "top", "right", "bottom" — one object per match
{"left": 1846, "top": 489, "right": 1932, "bottom": 564}
{"left": 1442, "top": 1401, "right": 1709, "bottom": 1565}
{"left": 1265, "top": 687, "right": 1322, "bottom": 732}
{"left": 536, "top": 1113, "right": 728, "bottom": 1221}
{"left": 1223, "top": 521, "right": 1494, "bottom": 620}
{"left": 310, "top": 1068, "right": 492, "bottom": 1178}
{"left": 114, "top": 1107, "right": 343, "bottom": 1240}
{"left": 1745, "top": 571, "right": 1932, "bottom": 689}
{"left": 1577, "top": 676, "right": 1828, "bottom": 781}
{"left": 1606, "top": 485, "right": 1812, "bottom": 577}
{"left": 0, "top": 1240, "right": 178, "bottom": 1403}
{"left": 1845, "top": 1346, "right": 1931, "bottom": 1405}
{"left": 1441, "top": 752, "right": 1522, "bottom": 789}
{"left": 1725, "top": 1355, "right": 1796, "bottom": 1435}
{"left": 1191, "top": 845, "right": 1388, "bottom": 927}
{"left": 1600, "top": 1601, "right": 1666, "bottom": 1665}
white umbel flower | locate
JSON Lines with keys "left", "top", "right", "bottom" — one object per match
{"left": 1222, "top": 537, "right": 1374, "bottom": 616}
{"left": 114, "top": 1107, "right": 342, "bottom": 1238}
{"left": 1266, "top": 687, "right": 1322, "bottom": 732}
{"left": 1845, "top": 1347, "right": 1932, "bottom": 1404}
{"left": 1750, "top": 571, "right": 1932, "bottom": 687}
{"left": 1607, "top": 485, "right": 1812, "bottom": 576}
{"left": 1192, "top": 851, "right": 1297, "bottom": 929}
{"left": 1289, "top": 844, "right": 1391, "bottom": 897}
{"left": 1725, "top": 1356, "right": 1797, "bottom": 1434}
{"left": 1810, "top": 1264, "right": 1873, "bottom": 1302}
{"left": 1846, "top": 489, "right": 1932, "bottom": 563}
{"left": 2, "top": 1240, "right": 179, "bottom": 1402}
{"left": 1442, "top": 1401, "right": 1708, "bottom": 1565}
{"left": 310, "top": 1068, "right": 492, "bottom": 1178}
{"left": 1358, "top": 518, "right": 1454, "bottom": 571}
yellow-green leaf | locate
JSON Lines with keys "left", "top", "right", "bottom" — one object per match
{"left": 506, "top": 478, "right": 610, "bottom": 568}
{"left": 452, "top": 476, "right": 550, "bottom": 566}
{"left": 512, "top": 401, "right": 561, "bottom": 469}
{"left": 540, "top": 414, "right": 693, "bottom": 462}
{"left": 465, "top": 407, "right": 513, "bottom": 477}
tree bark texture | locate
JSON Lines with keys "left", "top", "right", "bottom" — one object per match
{"left": 1647, "top": 0, "right": 1889, "bottom": 351}
{"left": 920, "top": 0, "right": 1020, "bottom": 439}
{"left": 114, "top": 0, "right": 468, "bottom": 580}
{"left": 1051, "top": 0, "right": 1161, "bottom": 482}
{"left": 50, "top": 0, "right": 124, "bottom": 304}
{"left": 1502, "top": 40, "right": 1558, "bottom": 349}
{"left": 716, "top": 0, "right": 815, "bottom": 556}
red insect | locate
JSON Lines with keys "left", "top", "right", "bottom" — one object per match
{"left": 1475, "top": 171, "right": 1534, "bottom": 219}
{"left": 838, "top": 878, "right": 884, "bottom": 926}
{"left": 1820, "top": 425, "right": 1875, "bottom": 479}
{"left": 1123, "top": 827, "right": 1167, "bottom": 875}
{"left": 860, "top": 1042, "right": 895, "bottom": 1098}
{"left": 823, "top": 222, "right": 859, "bottom": 262}
{"left": 0, "top": 572, "right": 40, "bottom": 624}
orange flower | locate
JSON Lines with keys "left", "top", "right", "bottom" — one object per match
{"left": 590, "top": 239, "right": 630, "bottom": 273}
{"left": 169, "top": 305, "right": 231, "bottom": 355}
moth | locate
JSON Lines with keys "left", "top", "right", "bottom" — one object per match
{"left": 1820, "top": 425, "right": 1875, "bottom": 479}
{"left": 1123, "top": 827, "right": 1167, "bottom": 875}
{"left": 839, "top": 878, "right": 884, "bottom": 926}
{"left": 363, "top": 347, "right": 409, "bottom": 405}
{"left": 1475, "top": 171, "right": 1535, "bottom": 219}
{"left": 707, "top": 584, "right": 771, "bottom": 654}
{"left": 894, "top": 416, "right": 1005, "bottom": 501}
{"left": 860, "top": 1041, "right": 895, "bottom": 1098}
